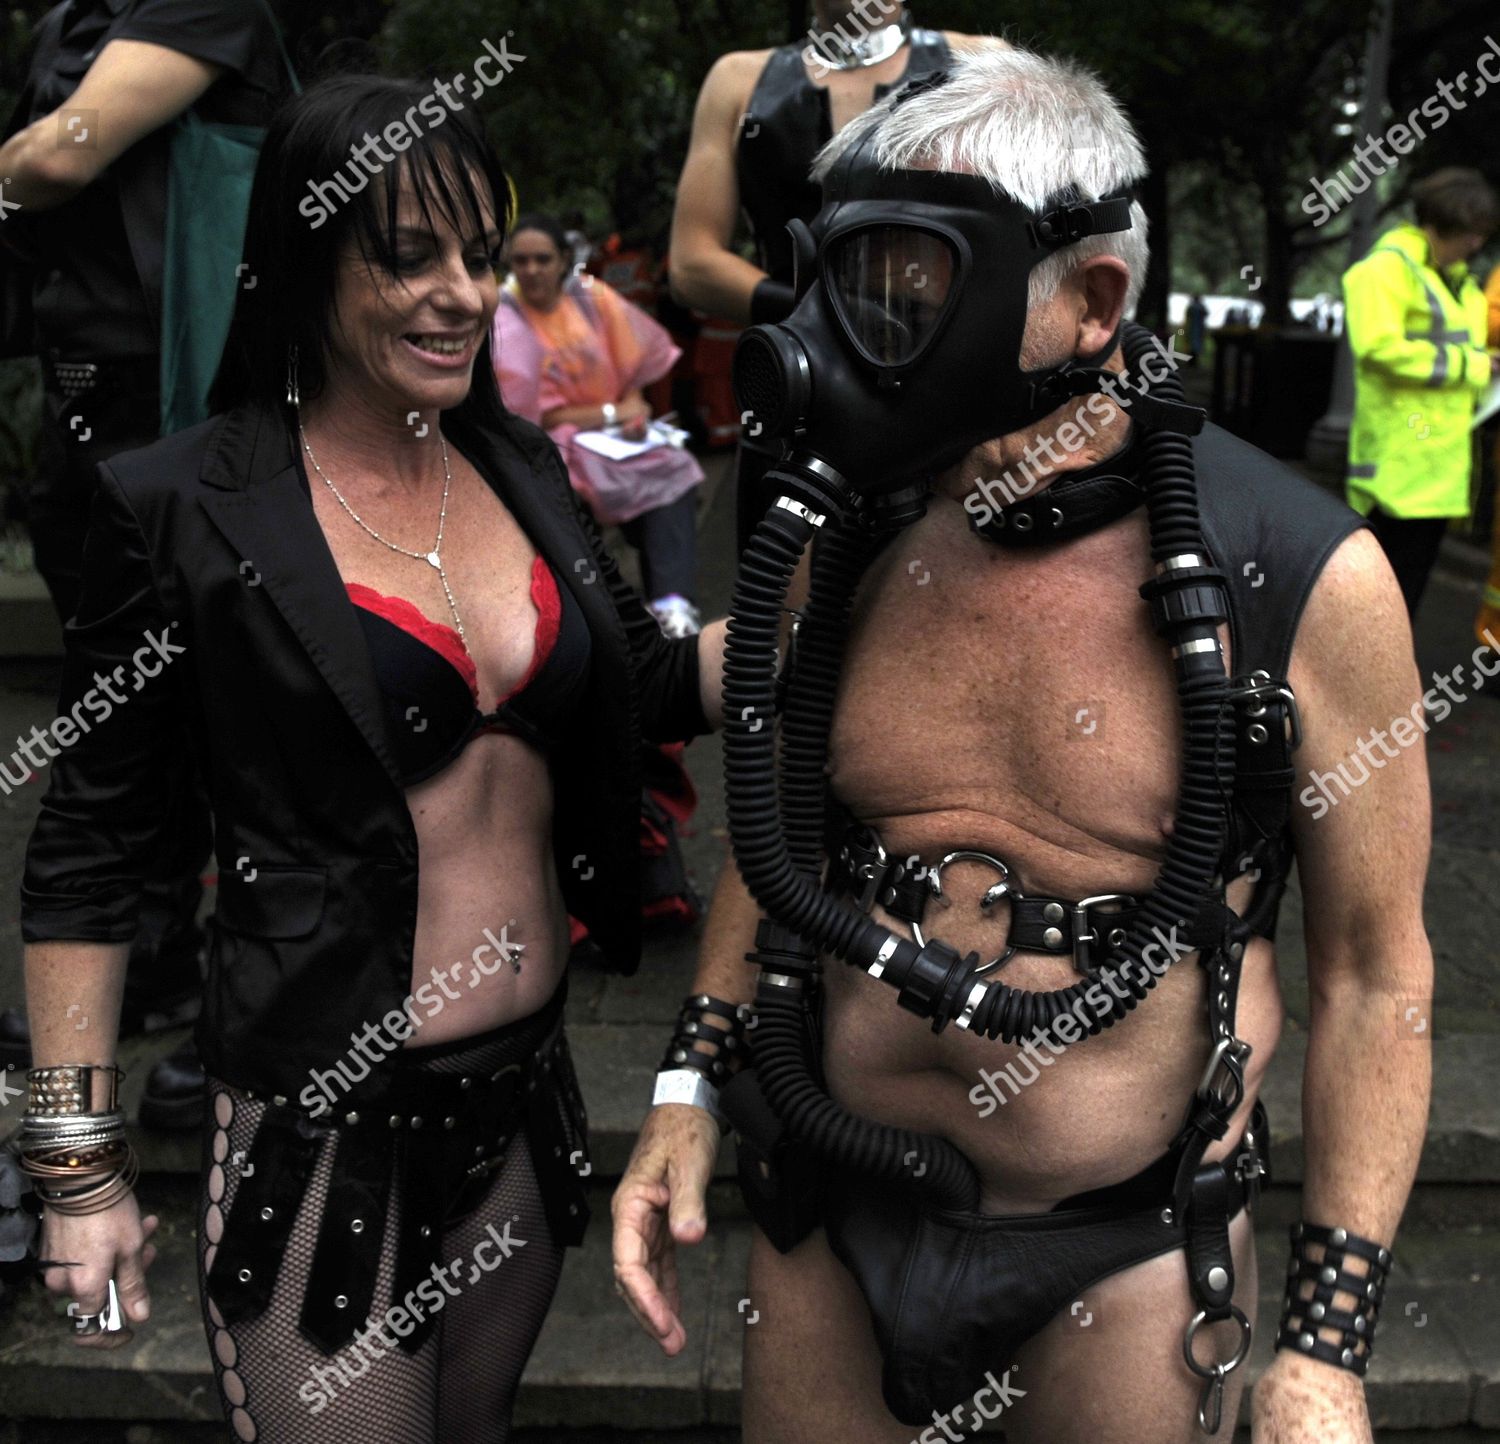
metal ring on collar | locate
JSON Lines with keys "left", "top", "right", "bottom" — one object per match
{"left": 912, "top": 850, "right": 1016, "bottom": 976}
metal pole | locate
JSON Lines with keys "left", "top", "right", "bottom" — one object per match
{"left": 1305, "top": 0, "right": 1395, "bottom": 473}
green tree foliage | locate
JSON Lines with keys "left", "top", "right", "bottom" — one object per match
{"left": 4, "top": 0, "right": 1496, "bottom": 322}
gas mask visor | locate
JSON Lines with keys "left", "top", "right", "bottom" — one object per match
{"left": 822, "top": 223, "right": 961, "bottom": 371}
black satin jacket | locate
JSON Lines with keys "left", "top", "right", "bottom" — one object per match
{"left": 20, "top": 396, "right": 709, "bottom": 1106}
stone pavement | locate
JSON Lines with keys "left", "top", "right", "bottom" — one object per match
{"left": 0, "top": 450, "right": 1498, "bottom": 1440}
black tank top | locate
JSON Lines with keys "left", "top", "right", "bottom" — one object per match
{"left": 737, "top": 28, "right": 953, "bottom": 285}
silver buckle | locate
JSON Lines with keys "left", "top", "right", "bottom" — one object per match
{"left": 1070, "top": 893, "right": 1137, "bottom": 976}
{"left": 1195, "top": 1036, "right": 1251, "bottom": 1106}
{"left": 1236, "top": 672, "right": 1303, "bottom": 751}
{"left": 846, "top": 830, "right": 890, "bottom": 914}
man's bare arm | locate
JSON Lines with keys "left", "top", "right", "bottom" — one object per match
{"left": 0, "top": 40, "right": 223, "bottom": 210}
{"left": 668, "top": 51, "right": 772, "bottom": 324}
{"left": 1255, "top": 527, "right": 1433, "bottom": 1441}
{"left": 611, "top": 858, "right": 760, "bottom": 1353}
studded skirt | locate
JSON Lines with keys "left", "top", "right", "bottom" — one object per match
{"left": 202, "top": 979, "right": 589, "bottom": 1355}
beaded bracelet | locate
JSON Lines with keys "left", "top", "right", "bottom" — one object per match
{"left": 1275, "top": 1221, "right": 1392, "bottom": 1376}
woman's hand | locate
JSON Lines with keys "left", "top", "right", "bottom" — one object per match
{"left": 40, "top": 1192, "right": 159, "bottom": 1349}
{"left": 1251, "top": 1351, "right": 1373, "bottom": 1443}
{"left": 616, "top": 395, "right": 652, "bottom": 441}
{"left": 610, "top": 1102, "right": 720, "bottom": 1355}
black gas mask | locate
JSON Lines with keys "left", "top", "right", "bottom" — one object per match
{"left": 732, "top": 95, "right": 1144, "bottom": 497}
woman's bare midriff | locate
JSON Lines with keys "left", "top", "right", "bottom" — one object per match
{"left": 399, "top": 730, "right": 571, "bottom": 1047}
{"left": 305, "top": 441, "right": 573, "bottom": 1049}
{"left": 817, "top": 495, "right": 1284, "bottom": 1214}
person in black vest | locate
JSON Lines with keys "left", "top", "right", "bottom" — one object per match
{"left": 618, "top": 48, "right": 1431, "bottom": 1444}
{"left": 0, "top": 0, "right": 295, "bottom": 1124}
{"left": 667, "top": 1, "right": 1005, "bottom": 551}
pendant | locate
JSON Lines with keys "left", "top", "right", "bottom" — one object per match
{"left": 426, "top": 551, "right": 442, "bottom": 569}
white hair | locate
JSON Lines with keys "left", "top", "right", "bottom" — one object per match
{"left": 809, "top": 46, "right": 1151, "bottom": 313}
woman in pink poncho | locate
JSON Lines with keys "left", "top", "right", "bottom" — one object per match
{"left": 493, "top": 213, "right": 704, "bottom": 638}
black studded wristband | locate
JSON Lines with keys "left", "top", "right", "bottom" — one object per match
{"left": 658, "top": 993, "right": 751, "bottom": 1087}
{"left": 1275, "top": 1221, "right": 1392, "bottom": 1376}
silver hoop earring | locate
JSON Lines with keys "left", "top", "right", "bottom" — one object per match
{"left": 285, "top": 343, "right": 300, "bottom": 409}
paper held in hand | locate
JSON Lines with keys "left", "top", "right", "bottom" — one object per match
{"left": 574, "top": 420, "right": 691, "bottom": 461}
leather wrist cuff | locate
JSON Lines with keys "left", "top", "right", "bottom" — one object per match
{"left": 1275, "top": 1221, "right": 1391, "bottom": 1376}
{"left": 750, "top": 278, "right": 796, "bottom": 326}
{"left": 658, "top": 993, "right": 751, "bottom": 1086}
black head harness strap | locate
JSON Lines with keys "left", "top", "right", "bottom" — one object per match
{"left": 971, "top": 424, "right": 1147, "bottom": 547}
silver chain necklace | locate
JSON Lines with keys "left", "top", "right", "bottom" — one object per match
{"left": 299, "top": 420, "right": 468, "bottom": 644}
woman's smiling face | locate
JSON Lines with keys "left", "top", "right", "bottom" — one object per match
{"left": 323, "top": 165, "right": 503, "bottom": 416}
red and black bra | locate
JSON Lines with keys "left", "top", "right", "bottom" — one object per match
{"left": 347, "top": 555, "right": 591, "bottom": 785}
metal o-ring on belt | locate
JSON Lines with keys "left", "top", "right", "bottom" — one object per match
{"left": 829, "top": 820, "right": 1140, "bottom": 977}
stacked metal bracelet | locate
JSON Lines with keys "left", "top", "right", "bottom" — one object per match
{"left": 653, "top": 994, "right": 752, "bottom": 1126}
{"left": 1275, "top": 1221, "right": 1392, "bottom": 1376}
{"left": 16, "top": 1065, "right": 138, "bottom": 1216}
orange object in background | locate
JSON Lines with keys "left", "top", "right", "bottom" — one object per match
{"left": 692, "top": 317, "right": 745, "bottom": 450}
{"left": 590, "top": 238, "right": 675, "bottom": 416}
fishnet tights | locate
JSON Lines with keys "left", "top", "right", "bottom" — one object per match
{"left": 196, "top": 1031, "right": 567, "bottom": 1443}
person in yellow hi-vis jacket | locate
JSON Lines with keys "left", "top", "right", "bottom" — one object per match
{"left": 1344, "top": 167, "right": 1498, "bottom": 618}
{"left": 1475, "top": 259, "right": 1500, "bottom": 650}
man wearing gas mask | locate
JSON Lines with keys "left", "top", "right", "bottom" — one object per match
{"left": 667, "top": 2, "right": 1005, "bottom": 554}
{"left": 617, "top": 47, "right": 1430, "bottom": 1444}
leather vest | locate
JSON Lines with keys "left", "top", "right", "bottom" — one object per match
{"left": 737, "top": 28, "right": 953, "bottom": 284}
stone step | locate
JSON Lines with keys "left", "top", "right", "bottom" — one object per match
{"left": 94, "top": 1017, "right": 1500, "bottom": 1200}
{"left": 0, "top": 566, "right": 63, "bottom": 659}
{"left": 0, "top": 1178, "right": 1496, "bottom": 1434}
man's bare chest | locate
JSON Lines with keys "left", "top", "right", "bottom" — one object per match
{"left": 825, "top": 499, "right": 1230, "bottom": 895}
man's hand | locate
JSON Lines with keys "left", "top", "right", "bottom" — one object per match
{"left": 1252, "top": 1351, "right": 1372, "bottom": 1442}
{"left": 610, "top": 1102, "right": 720, "bottom": 1355}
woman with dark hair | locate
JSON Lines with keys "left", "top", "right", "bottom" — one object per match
{"left": 496, "top": 212, "right": 706, "bottom": 639}
{"left": 14, "top": 72, "right": 725, "bottom": 1443}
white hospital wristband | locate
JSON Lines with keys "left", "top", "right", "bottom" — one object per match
{"left": 653, "top": 1068, "right": 725, "bottom": 1126}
